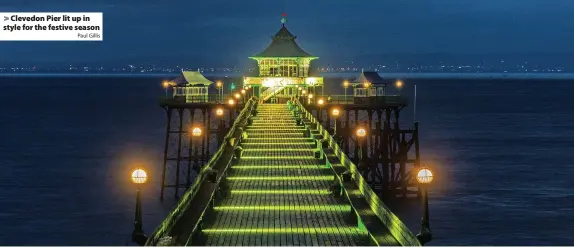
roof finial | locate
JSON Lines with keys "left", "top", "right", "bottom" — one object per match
{"left": 281, "top": 13, "right": 287, "bottom": 26}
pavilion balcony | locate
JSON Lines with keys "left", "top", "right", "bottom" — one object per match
{"left": 299, "top": 94, "right": 409, "bottom": 107}
{"left": 158, "top": 94, "right": 249, "bottom": 106}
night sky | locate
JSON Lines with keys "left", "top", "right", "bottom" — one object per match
{"left": 1, "top": 0, "right": 573, "bottom": 66}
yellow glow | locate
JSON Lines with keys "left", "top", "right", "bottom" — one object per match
{"left": 343, "top": 80, "right": 350, "bottom": 88}
{"left": 216, "top": 81, "right": 223, "bottom": 88}
{"left": 417, "top": 167, "right": 433, "bottom": 184}
{"left": 302, "top": 90, "right": 307, "bottom": 95}
{"left": 228, "top": 99, "right": 235, "bottom": 105}
{"left": 234, "top": 93, "right": 241, "bottom": 99}
{"left": 241, "top": 89, "right": 246, "bottom": 94}
{"left": 305, "top": 77, "right": 318, "bottom": 85}
{"left": 363, "top": 81, "right": 371, "bottom": 88}
{"left": 298, "top": 87, "right": 302, "bottom": 91}
{"left": 131, "top": 169, "right": 147, "bottom": 184}
{"left": 216, "top": 108, "right": 223, "bottom": 116}
{"left": 395, "top": 80, "right": 404, "bottom": 88}
{"left": 332, "top": 108, "right": 340, "bottom": 117}
{"left": 317, "top": 99, "right": 324, "bottom": 105}
{"left": 192, "top": 127, "right": 202, "bottom": 137}
{"left": 162, "top": 81, "right": 169, "bottom": 88}
{"left": 356, "top": 128, "right": 366, "bottom": 137}
{"left": 308, "top": 94, "right": 313, "bottom": 99}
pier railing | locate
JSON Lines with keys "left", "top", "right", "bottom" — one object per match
{"left": 146, "top": 97, "right": 256, "bottom": 246}
{"left": 293, "top": 94, "right": 409, "bottom": 106}
{"left": 295, "top": 100, "right": 421, "bottom": 246}
{"left": 159, "top": 94, "right": 251, "bottom": 105}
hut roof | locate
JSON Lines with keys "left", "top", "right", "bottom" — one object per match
{"left": 251, "top": 25, "right": 315, "bottom": 58}
{"left": 171, "top": 70, "right": 213, "bottom": 86}
{"left": 352, "top": 71, "right": 388, "bottom": 86}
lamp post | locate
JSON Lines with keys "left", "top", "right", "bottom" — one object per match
{"left": 331, "top": 108, "right": 340, "bottom": 135}
{"left": 363, "top": 81, "right": 371, "bottom": 97}
{"left": 317, "top": 98, "right": 325, "bottom": 122}
{"left": 395, "top": 79, "right": 404, "bottom": 95}
{"left": 216, "top": 81, "right": 223, "bottom": 103}
{"left": 356, "top": 127, "right": 366, "bottom": 162}
{"left": 216, "top": 108, "right": 224, "bottom": 142}
{"left": 162, "top": 81, "right": 170, "bottom": 98}
{"left": 131, "top": 168, "right": 148, "bottom": 245}
{"left": 343, "top": 80, "right": 350, "bottom": 103}
{"left": 416, "top": 167, "right": 433, "bottom": 245}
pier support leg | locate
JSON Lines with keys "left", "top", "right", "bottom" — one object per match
{"left": 160, "top": 108, "right": 173, "bottom": 200}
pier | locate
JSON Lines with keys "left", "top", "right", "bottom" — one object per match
{"left": 133, "top": 16, "right": 433, "bottom": 246}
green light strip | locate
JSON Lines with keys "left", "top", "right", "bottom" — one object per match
{"left": 231, "top": 165, "right": 328, "bottom": 169}
{"left": 243, "top": 148, "right": 311, "bottom": 152}
{"left": 247, "top": 128, "right": 305, "bottom": 131}
{"left": 227, "top": 175, "right": 333, "bottom": 181}
{"left": 214, "top": 205, "right": 350, "bottom": 211}
{"left": 241, "top": 142, "right": 314, "bottom": 145}
{"left": 203, "top": 227, "right": 363, "bottom": 234}
{"left": 241, "top": 156, "right": 315, "bottom": 160}
{"left": 246, "top": 138, "right": 311, "bottom": 140}
{"left": 230, "top": 190, "right": 329, "bottom": 195}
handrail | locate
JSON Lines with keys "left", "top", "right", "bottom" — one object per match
{"left": 145, "top": 97, "right": 256, "bottom": 246}
{"left": 294, "top": 99, "right": 421, "bottom": 247}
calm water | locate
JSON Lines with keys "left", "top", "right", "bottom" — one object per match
{"left": 0, "top": 75, "right": 572, "bottom": 245}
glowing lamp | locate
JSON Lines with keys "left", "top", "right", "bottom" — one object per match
{"left": 241, "top": 89, "right": 246, "bottom": 94}
{"left": 216, "top": 108, "right": 223, "bottom": 116}
{"left": 317, "top": 99, "right": 324, "bottom": 105}
{"left": 395, "top": 80, "right": 404, "bottom": 89}
{"left": 308, "top": 94, "right": 313, "bottom": 99}
{"left": 235, "top": 93, "right": 241, "bottom": 99}
{"left": 416, "top": 168, "right": 433, "bottom": 184}
{"left": 331, "top": 108, "right": 340, "bottom": 117}
{"left": 131, "top": 169, "right": 148, "bottom": 184}
{"left": 298, "top": 87, "right": 302, "bottom": 91}
{"left": 363, "top": 81, "right": 370, "bottom": 88}
{"left": 192, "top": 127, "right": 202, "bottom": 137}
{"left": 162, "top": 81, "right": 169, "bottom": 88}
{"left": 228, "top": 99, "right": 235, "bottom": 105}
{"left": 216, "top": 81, "right": 223, "bottom": 88}
{"left": 356, "top": 128, "right": 366, "bottom": 138}
{"left": 343, "top": 80, "right": 350, "bottom": 88}
{"left": 302, "top": 90, "right": 307, "bottom": 94}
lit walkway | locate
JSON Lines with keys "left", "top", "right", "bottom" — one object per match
{"left": 202, "top": 104, "right": 373, "bottom": 246}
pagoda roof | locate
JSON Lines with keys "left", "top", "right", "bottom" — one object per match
{"left": 352, "top": 71, "right": 388, "bottom": 85}
{"left": 251, "top": 25, "right": 315, "bottom": 58}
{"left": 170, "top": 70, "right": 214, "bottom": 86}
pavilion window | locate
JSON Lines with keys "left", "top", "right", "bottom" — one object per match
{"left": 377, "top": 87, "right": 385, "bottom": 96}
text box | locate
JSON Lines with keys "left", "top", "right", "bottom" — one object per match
{"left": 0, "top": 12, "right": 103, "bottom": 41}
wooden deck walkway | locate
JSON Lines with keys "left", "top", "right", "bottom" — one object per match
{"left": 200, "top": 104, "right": 400, "bottom": 246}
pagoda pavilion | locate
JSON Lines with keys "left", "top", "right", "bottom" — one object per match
{"left": 243, "top": 15, "right": 323, "bottom": 103}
